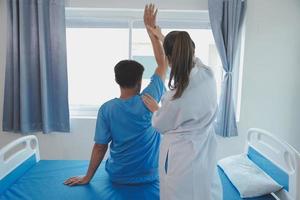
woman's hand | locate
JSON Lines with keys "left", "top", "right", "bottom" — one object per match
{"left": 64, "top": 175, "right": 91, "bottom": 186}
{"left": 142, "top": 94, "right": 160, "bottom": 113}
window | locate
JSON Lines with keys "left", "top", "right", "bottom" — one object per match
{"left": 66, "top": 8, "right": 223, "bottom": 117}
{"left": 132, "top": 28, "right": 222, "bottom": 98}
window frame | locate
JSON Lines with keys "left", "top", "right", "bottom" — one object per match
{"left": 65, "top": 8, "right": 243, "bottom": 121}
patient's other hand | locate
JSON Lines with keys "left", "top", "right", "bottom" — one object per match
{"left": 64, "top": 175, "right": 90, "bottom": 186}
{"left": 142, "top": 94, "right": 160, "bottom": 113}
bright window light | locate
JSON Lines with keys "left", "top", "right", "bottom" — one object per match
{"left": 132, "top": 28, "right": 223, "bottom": 99}
{"left": 67, "top": 28, "right": 129, "bottom": 107}
{"left": 65, "top": 9, "right": 225, "bottom": 117}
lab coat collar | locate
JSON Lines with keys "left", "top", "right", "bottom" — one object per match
{"left": 190, "top": 57, "right": 205, "bottom": 77}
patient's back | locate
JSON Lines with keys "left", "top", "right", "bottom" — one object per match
{"left": 94, "top": 74, "right": 165, "bottom": 184}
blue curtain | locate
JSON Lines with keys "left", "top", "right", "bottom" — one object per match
{"left": 209, "top": 0, "right": 247, "bottom": 137}
{"left": 3, "top": 0, "right": 70, "bottom": 133}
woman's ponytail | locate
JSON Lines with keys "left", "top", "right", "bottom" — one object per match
{"left": 165, "top": 31, "right": 195, "bottom": 99}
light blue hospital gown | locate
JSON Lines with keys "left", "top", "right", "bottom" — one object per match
{"left": 94, "top": 74, "right": 165, "bottom": 184}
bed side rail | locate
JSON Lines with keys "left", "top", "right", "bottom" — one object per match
{"left": 246, "top": 128, "right": 300, "bottom": 200}
{"left": 0, "top": 135, "right": 40, "bottom": 180}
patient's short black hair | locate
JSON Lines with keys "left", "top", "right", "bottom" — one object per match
{"left": 114, "top": 60, "right": 144, "bottom": 88}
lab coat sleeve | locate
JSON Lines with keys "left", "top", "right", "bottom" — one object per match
{"left": 152, "top": 99, "right": 180, "bottom": 134}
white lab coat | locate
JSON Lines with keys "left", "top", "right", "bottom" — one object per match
{"left": 153, "top": 58, "right": 223, "bottom": 200}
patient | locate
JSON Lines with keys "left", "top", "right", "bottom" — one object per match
{"left": 64, "top": 56, "right": 167, "bottom": 184}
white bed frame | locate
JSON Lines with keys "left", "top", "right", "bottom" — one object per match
{"left": 0, "top": 135, "right": 40, "bottom": 180}
{"left": 246, "top": 128, "right": 300, "bottom": 200}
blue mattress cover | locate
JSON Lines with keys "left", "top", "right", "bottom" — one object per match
{"left": 0, "top": 160, "right": 159, "bottom": 200}
{"left": 218, "top": 166, "right": 276, "bottom": 200}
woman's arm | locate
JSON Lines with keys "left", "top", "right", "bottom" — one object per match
{"left": 144, "top": 4, "right": 168, "bottom": 81}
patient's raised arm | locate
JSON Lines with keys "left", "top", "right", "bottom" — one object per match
{"left": 144, "top": 4, "right": 168, "bottom": 81}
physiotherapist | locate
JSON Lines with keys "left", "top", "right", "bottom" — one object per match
{"left": 143, "top": 4, "right": 223, "bottom": 200}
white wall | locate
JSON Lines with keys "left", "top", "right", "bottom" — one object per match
{"left": 238, "top": 0, "right": 300, "bottom": 152}
{"left": 1, "top": 0, "right": 300, "bottom": 160}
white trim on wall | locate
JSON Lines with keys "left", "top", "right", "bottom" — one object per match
{"left": 65, "top": 8, "right": 211, "bottom": 29}
{"left": 65, "top": 0, "right": 208, "bottom": 10}
{"left": 235, "top": 23, "right": 246, "bottom": 122}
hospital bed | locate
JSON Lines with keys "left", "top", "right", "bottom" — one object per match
{"left": 0, "top": 129, "right": 299, "bottom": 200}
{"left": 218, "top": 128, "right": 300, "bottom": 200}
{"left": 0, "top": 136, "right": 159, "bottom": 200}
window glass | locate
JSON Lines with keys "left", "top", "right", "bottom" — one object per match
{"left": 66, "top": 28, "right": 129, "bottom": 107}
{"left": 132, "top": 28, "right": 223, "bottom": 98}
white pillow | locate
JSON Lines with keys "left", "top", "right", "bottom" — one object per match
{"left": 218, "top": 154, "right": 283, "bottom": 198}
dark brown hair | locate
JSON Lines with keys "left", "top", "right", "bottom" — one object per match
{"left": 163, "top": 31, "right": 195, "bottom": 99}
{"left": 114, "top": 60, "right": 144, "bottom": 88}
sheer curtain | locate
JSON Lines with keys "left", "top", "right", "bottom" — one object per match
{"left": 209, "top": 0, "right": 247, "bottom": 137}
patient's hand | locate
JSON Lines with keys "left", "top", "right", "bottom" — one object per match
{"left": 144, "top": 4, "right": 157, "bottom": 32}
{"left": 64, "top": 175, "right": 90, "bottom": 186}
{"left": 142, "top": 94, "right": 160, "bottom": 113}
{"left": 144, "top": 4, "right": 157, "bottom": 27}
{"left": 146, "top": 25, "right": 164, "bottom": 42}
